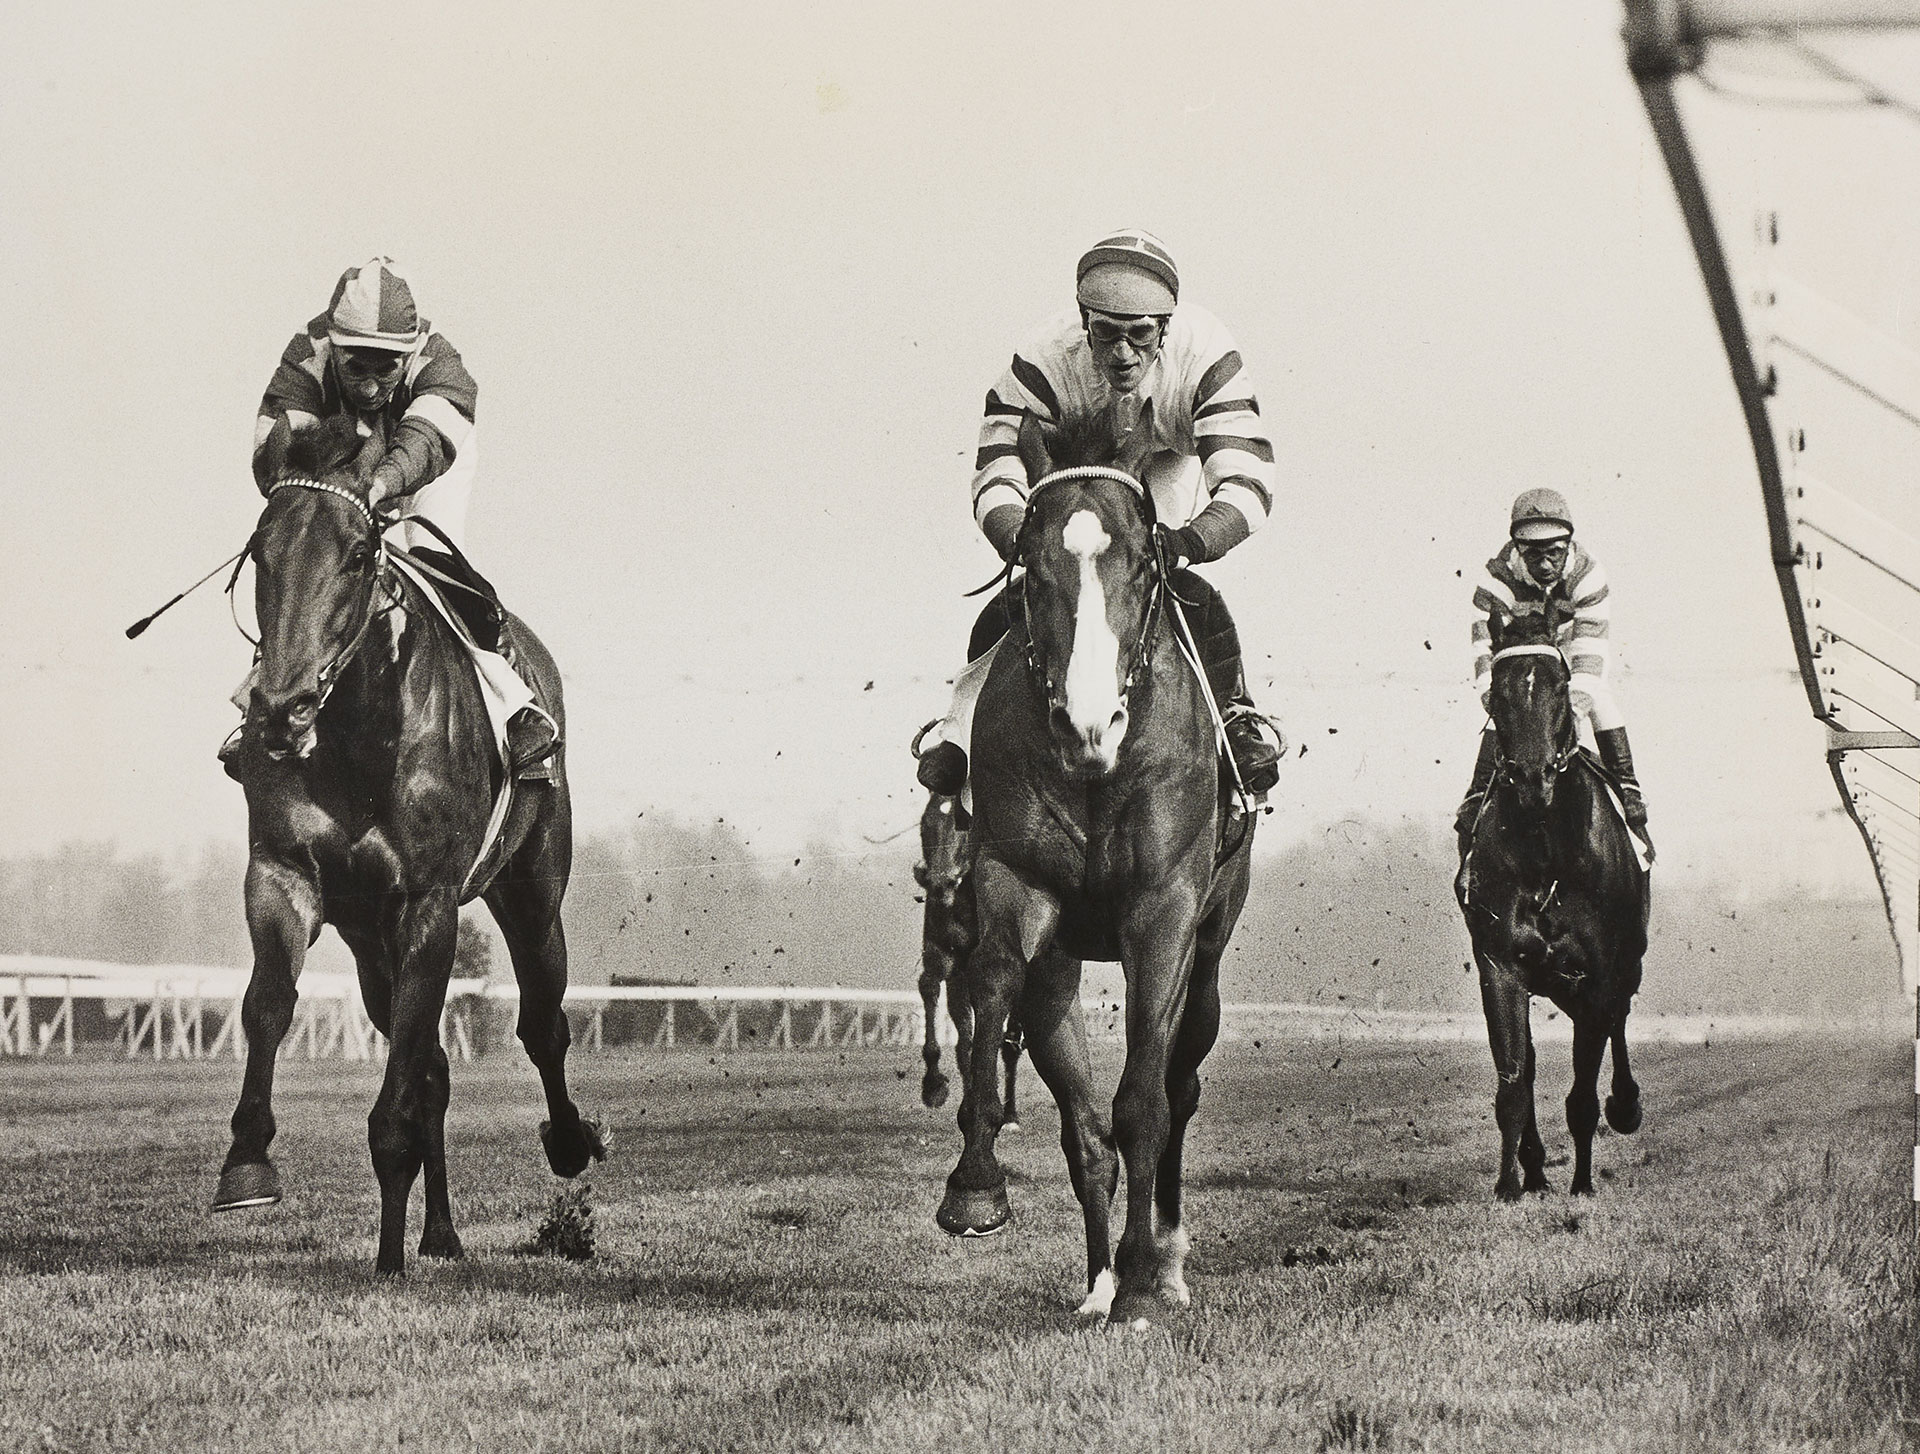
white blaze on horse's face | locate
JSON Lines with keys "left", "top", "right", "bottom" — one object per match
{"left": 1059, "top": 508, "right": 1128, "bottom": 771}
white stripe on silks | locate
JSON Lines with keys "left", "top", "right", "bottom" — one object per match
{"left": 1211, "top": 482, "right": 1266, "bottom": 532}
{"left": 405, "top": 393, "right": 474, "bottom": 453}
{"left": 973, "top": 479, "right": 1027, "bottom": 529}
{"left": 1061, "top": 510, "right": 1123, "bottom": 763}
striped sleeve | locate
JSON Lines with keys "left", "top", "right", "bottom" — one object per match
{"left": 1471, "top": 568, "right": 1517, "bottom": 706}
{"left": 376, "top": 333, "right": 478, "bottom": 499}
{"left": 252, "top": 326, "right": 329, "bottom": 484}
{"left": 1562, "top": 552, "right": 1612, "bottom": 681}
{"left": 1189, "top": 343, "right": 1274, "bottom": 542}
{"left": 970, "top": 354, "right": 1059, "bottom": 531}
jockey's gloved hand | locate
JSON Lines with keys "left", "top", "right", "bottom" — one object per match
{"left": 1157, "top": 524, "right": 1210, "bottom": 568}
{"left": 982, "top": 503, "right": 1025, "bottom": 564}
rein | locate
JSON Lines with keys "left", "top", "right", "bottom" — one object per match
{"left": 1489, "top": 642, "right": 1579, "bottom": 782}
{"left": 259, "top": 477, "right": 396, "bottom": 707}
{"left": 1014, "top": 466, "right": 1165, "bottom": 719}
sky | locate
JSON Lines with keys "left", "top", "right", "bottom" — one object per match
{"left": 2, "top": 1, "right": 1916, "bottom": 904}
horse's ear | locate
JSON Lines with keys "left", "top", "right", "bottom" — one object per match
{"left": 349, "top": 423, "right": 385, "bottom": 487}
{"left": 1016, "top": 412, "right": 1058, "bottom": 484}
{"left": 1113, "top": 397, "right": 1156, "bottom": 480}
{"left": 254, "top": 417, "right": 294, "bottom": 493}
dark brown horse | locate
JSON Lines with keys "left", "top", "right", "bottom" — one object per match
{"left": 912, "top": 790, "right": 1024, "bottom": 1129}
{"left": 214, "top": 414, "right": 604, "bottom": 1273}
{"left": 936, "top": 408, "right": 1255, "bottom": 1326}
{"left": 1455, "top": 613, "right": 1647, "bottom": 1200}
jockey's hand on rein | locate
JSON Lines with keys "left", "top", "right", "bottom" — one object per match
{"left": 1157, "top": 524, "right": 1209, "bottom": 569}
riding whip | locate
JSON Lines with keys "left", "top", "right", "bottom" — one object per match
{"left": 125, "top": 537, "right": 255, "bottom": 639}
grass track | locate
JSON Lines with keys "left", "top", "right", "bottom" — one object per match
{"left": 1, "top": 1031, "right": 1912, "bottom": 1451}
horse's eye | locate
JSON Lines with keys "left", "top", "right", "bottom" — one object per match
{"left": 345, "top": 545, "right": 371, "bottom": 573}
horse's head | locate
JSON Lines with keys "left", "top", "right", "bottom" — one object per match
{"left": 248, "top": 415, "right": 388, "bottom": 759}
{"left": 1012, "top": 404, "right": 1161, "bottom": 780}
{"left": 914, "top": 792, "right": 970, "bottom": 909}
{"left": 1487, "top": 612, "right": 1577, "bottom": 814}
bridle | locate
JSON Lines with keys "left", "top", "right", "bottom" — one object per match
{"left": 1489, "top": 642, "right": 1579, "bottom": 782}
{"left": 1015, "top": 466, "right": 1167, "bottom": 720}
{"left": 259, "top": 476, "right": 397, "bottom": 710}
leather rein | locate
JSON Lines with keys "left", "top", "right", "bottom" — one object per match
{"left": 1014, "top": 466, "right": 1169, "bottom": 721}
{"left": 1489, "top": 643, "right": 1580, "bottom": 782}
{"left": 257, "top": 477, "right": 398, "bottom": 711}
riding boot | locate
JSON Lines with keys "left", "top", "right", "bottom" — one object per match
{"left": 1455, "top": 729, "right": 1499, "bottom": 858}
{"left": 1595, "top": 726, "right": 1651, "bottom": 846}
{"left": 507, "top": 707, "right": 560, "bottom": 780}
{"left": 217, "top": 723, "right": 247, "bottom": 782}
{"left": 917, "top": 741, "right": 968, "bottom": 796}
{"left": 1180, "top": 574, "right": 1282, "bottom": 795}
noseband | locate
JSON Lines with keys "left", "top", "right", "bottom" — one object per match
{"left": 1489, "top": 643, "right": 1578, "bottom": 781}
{"left": 1016, "top": 467, "right": 1165, "bottom": 716}
{"left": 262, "top": 477, "right": 392, "bottom": 708}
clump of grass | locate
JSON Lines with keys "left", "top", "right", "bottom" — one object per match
{"left": 1320, "top": 1397, "right": 1394, "bottom": 1450}
{"left": 529, "top": 1183, "right": 596, "bottom": 1262}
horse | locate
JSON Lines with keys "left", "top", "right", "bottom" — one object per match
{"left": 912, "top": 790, "right": 1024, "bottom": 1129}
{"left": 214, "top": 413, "right": 605, "bottom": 1274}
{"left": 1455, "top": 611, "right": 1647, "bottom": 1200}
{"left": 936, "top": 405, "right": 1255, "bottom": 1326}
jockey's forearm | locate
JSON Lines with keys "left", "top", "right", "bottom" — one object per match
{"left": 982, "top": 503, "right": 1024, "bottom": 562}
{"left": 1181, "top": 499, "right": 1252, "bottom": 563}
{"left": 370, "top": 416, "right": 452, "bottom": 504}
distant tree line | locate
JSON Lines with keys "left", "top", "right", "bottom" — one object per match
{"left": 0, "top": 817, "right": 1902, "bottom": 1017}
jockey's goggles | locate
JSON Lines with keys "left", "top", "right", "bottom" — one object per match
{"left": 1086, "top": 315, "right": 1168, "bottom": 349}
{"left": 337, "top": 348, "right": 408, "bottom": 381}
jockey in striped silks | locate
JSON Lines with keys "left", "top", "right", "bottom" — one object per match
{"left": 1456, "top": 488, "right": 1650, "bottom": 853}
{"left": 916, "top": 229, "right": 1284, "bottom": 801}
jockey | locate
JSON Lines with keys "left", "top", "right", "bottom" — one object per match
{"left": 1456, "top": 488, "right": 1650, "bottom": 853}
{"left": 917, "top": 230, "right": 1283, "bottom": 802}
{"left": 224, "top": 258, "right": 557, "bottom": 778}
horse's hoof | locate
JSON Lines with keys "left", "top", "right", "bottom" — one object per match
{"left": 1001, "top": 1119, "right": 1021, "bottom": 1136}
{"left": 419, "top": 1226, "right": 466, "bottom": 1260}
{"left": 936, "top": 1182, "right": 1011, "bottom": 1238}
{"left": 1108, "top": 1285, "right": 1181, "bottom": 1329}
{"left": 921, "top": 1075, "right": 949, "bottom": 1110}
{"left": 1605, "top": 1094, "right": 1643, "bottom": 1134}
{"left": 1075, "top": 1269, "right": 1118, "bottom": 1318}
{"left": 1570, "top": 1179, "right": 1596, "bottom": 1198}
{"left": 211, "top": 1161, "right": 282, "bottom": 1212}
{"left": 1494, "top": 1177, "right": 1524, "bottom": 1204}
{"left": 540, "top": 1116, "right": 609, "bottom": 1179}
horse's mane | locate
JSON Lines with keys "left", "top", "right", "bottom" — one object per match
{"left": 1041, "top": 410, "right": 1127, "bottom": 470}
{"left": 1493, "top": 610, "right": 1561, "bottom": 654}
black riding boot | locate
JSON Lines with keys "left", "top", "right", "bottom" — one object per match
{"left": 916, "top": 586, "right": 1020, "bottom": 796}
{"left": 1595, "top": 726, "right": 1651, "bottom": 846}
{"left": 412, "top": 546, "right": 560, "bottom": 780}
{"left": 1455, "top": 729, "right": 1499, "bottom": 858}
{"left": 1178, "top": 572, "right": 1281, "bottom": 795}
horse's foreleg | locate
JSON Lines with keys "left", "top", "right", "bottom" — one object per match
{"left": 917, "top": 938, "right": 952, "bottom": 1110}
{"left": 486, "top": 868, "right": 604, "bottom": 1180}
{"left": 1154, "top": 911, "right": 1228, "bottom": 1310}
{"left": 938, "top": 859, "right": 1052, "bottom": 1239}
{"left": 1567, "top": 1018, "right": 1607, "bottom": 1196}
{"left": 1605, "top": 1013, "right": 1643, "bottom": 1134}
{"left": 1110, "top": 883, "right": 1202, "bottom": 1325}
{"left": 1018, "top": 949, "right": 1117, "bottom": 1314}
{"left": 213, "top": 857, "right": 319, "bottom": 1212}
{"left": 368, "top": 893, "right": 458, "bottom": 1275}
{"left": 1477, "top": 953, "right": 1538, "bottom": 1201}
{"left": 1519, "top": 1034, "right": 1548, "bottom": 1192}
